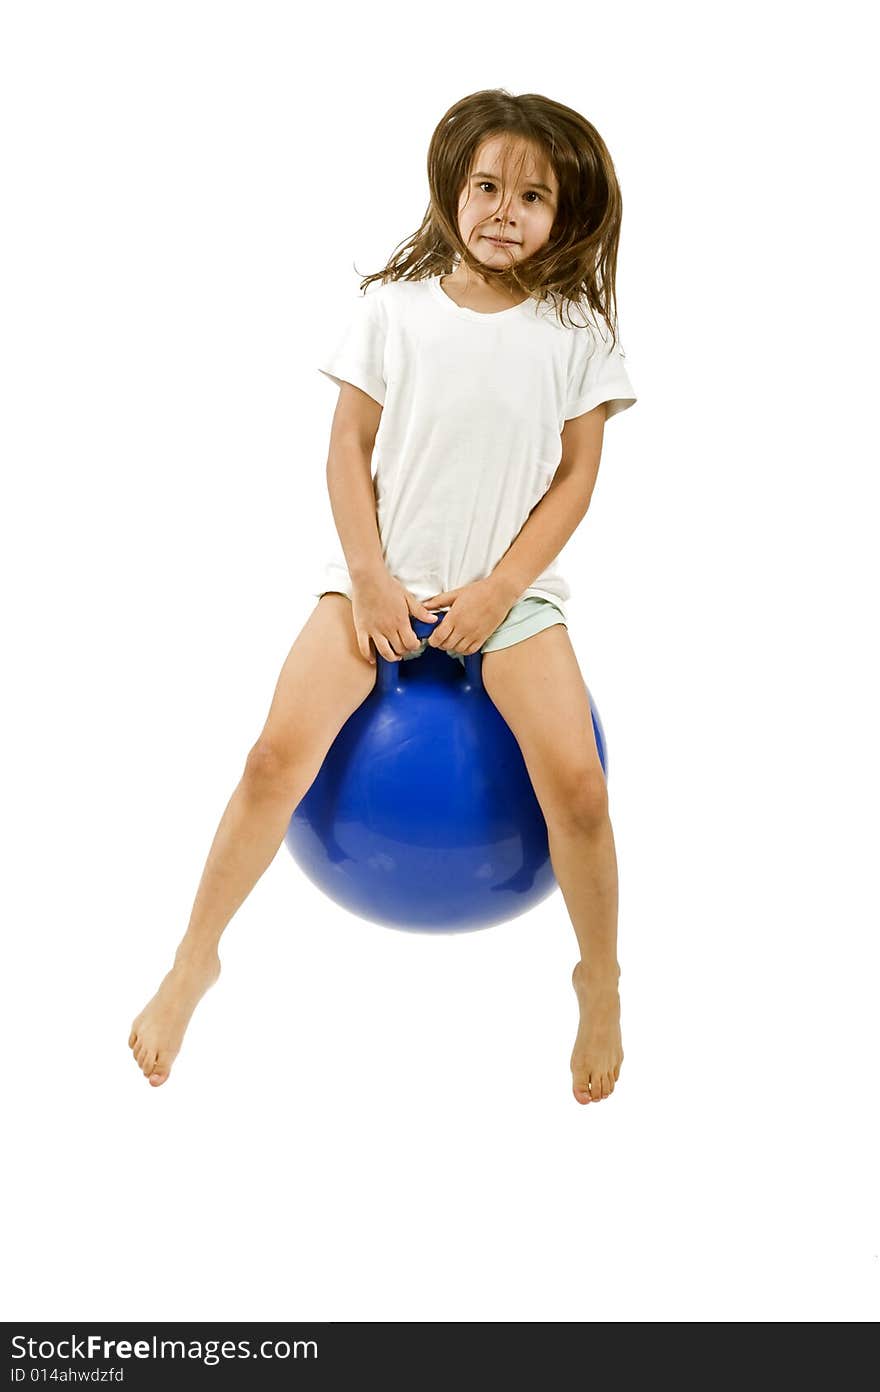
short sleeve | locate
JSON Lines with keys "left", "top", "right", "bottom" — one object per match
{"left": 317, "top": 291, "right": 387, "bottom": 407}
{"left": 565, "top": 316, "right": 636, "bottom": 423}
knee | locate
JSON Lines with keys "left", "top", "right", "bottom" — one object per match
{"left": 547, "top": 764, "right": 609, "bottom": 831}
{"left": 243, "top": 737, "right": 302, "bottom": 793}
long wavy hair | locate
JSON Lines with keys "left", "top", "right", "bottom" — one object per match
{"left": 356, "top": 88, "right": 625, "bottom": 342}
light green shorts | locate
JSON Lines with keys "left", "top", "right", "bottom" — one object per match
{"left": 320, "top": 592, "right": 566, "bottom": 666}
{"left": 320, "top": 592, "right": 568, "bottom": 668}
{"left": 415, "top": 595, "right": 567, "bottom": 665}
{"left": 477, "top": 596, "right": 567, "bottom": 655}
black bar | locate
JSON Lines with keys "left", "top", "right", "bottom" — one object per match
{"left": 4, "top": 1322, "right": 571, "bottom": 1387}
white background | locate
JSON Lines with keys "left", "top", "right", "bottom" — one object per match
{"left": 2, "top": 0, "right": 877, "bottom": 1323}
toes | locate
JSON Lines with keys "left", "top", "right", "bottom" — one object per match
{"left": 128, "top": 1029, "right": 138, "bottom": 1049}
{"left": 134, "top": 1042, "right": 146, "bottom": 1068}
{"left": 573, "top": 1062, "right": 622, "bottom": 1103}
{"left": 149, "top": 1052, "right": 171, "bottom": 1086}
{"left": 141, "top": 1049, "right": 157, "bottom": 1076}
{"left": 571, "top": 1059, "right": 589, "bottom": 1102}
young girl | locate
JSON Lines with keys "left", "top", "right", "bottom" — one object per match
{"left": 128, "top": 88, "right": 637, "bottom": 1104}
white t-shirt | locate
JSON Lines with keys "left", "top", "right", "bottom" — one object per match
{"left": 313, "top": 274, "right": 636, "bottom": 618}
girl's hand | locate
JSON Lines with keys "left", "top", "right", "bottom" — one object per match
{"left": 351, "top": 569, "right": 438, "bottom": 665}
{"left": 421, "top": 577, "right": 517, "bottom": 656}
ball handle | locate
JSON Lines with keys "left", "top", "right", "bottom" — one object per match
{"left": 376, "top": 612, "right": 484, "bottom": 694}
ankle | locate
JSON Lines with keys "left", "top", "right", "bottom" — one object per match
{"left": 173, "top": 936, "right": 222, "bottom": 970}
{"left": 573, "top": 958, "right": 620, "bottom": 989}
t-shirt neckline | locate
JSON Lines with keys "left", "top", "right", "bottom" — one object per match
{"left": 429, "top": 274, "right": 534, "bottom": 323}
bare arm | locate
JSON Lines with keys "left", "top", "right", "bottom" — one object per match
{"left": 325, "top": 383, "right": 386, "bottom": 582}
{"left": 490, "top": 403, "right": 607, "bottom": 603}
{"left": 323, "top": 382, "right": 435, "bottom": 661}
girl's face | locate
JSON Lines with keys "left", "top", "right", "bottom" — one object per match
{"left": 455, "top": 134, "right": 559, "bottom": 273}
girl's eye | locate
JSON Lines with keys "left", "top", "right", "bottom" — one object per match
{"left": 477, "top": 180, "right": 543, "bottom": 203}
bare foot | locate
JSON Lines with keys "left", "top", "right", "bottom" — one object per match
{"left": 570, "top": 961, "right": 623, "bottom": 1104}
{"left": 128, "top": 946, "right": 221, "bottom": 1086}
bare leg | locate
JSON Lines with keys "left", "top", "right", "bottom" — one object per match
{"left": 481, "top": 623, "right": 623, "bottom": 1105}
{"left": 128, "top": 595, "right": 376, "bottom": 1086}
{"left": 127, "top": 761, "right": 313, "bottom": 1086}
{"left": 546, "top": 811, "right": 623, "bottom": 1104}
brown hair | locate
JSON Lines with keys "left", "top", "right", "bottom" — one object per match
{"left": 356, "top": 88, "right": 626, "bottom": 342}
